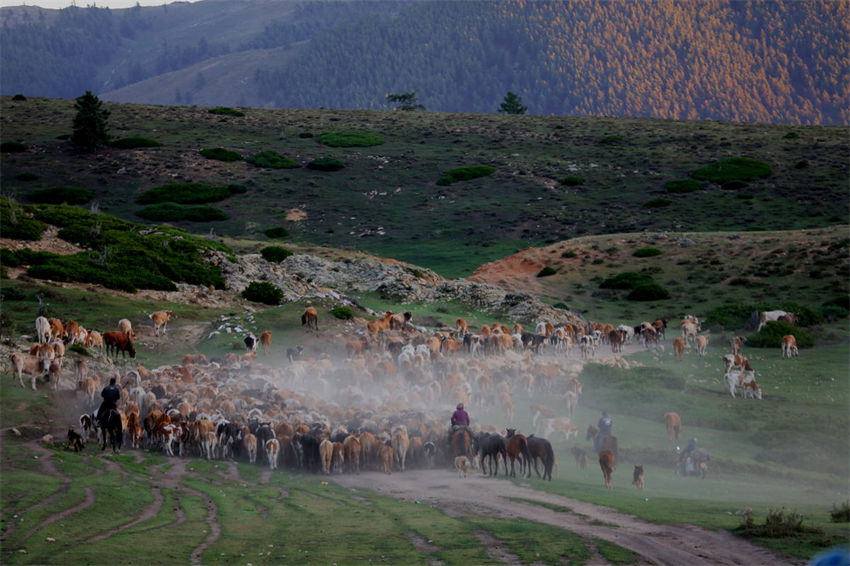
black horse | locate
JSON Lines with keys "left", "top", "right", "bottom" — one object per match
{"left": 100, "top": 409, "right": 123, "bottom": 453}
{"left": 474, "top": 432, "right": 507, "bottom": 477}
{"left": 526, "top": 435, "right": 555, "bottom": 480}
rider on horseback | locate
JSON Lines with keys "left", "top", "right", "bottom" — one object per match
{"left": 97, "top": 377, "right": 121, "bottom": 429}
{"left": 451, "top": 403, "right": 470, "bottom": 430}
{"left": 594, "top": 410, "right": 613, "bottom": 452}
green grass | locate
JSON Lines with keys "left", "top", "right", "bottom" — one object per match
{"left": 137, "top": 202, "right": 228, "bottom": 222}
{"left": 246, "top": 150, "right": 300, "bottom": 169}
{"left": 110, "top": 137, "right": 163, "bottom": 149}
{"left": 199, "top": 147, "right": 243, "bottom": 161}
{"left": 692, "top": 157, "right": 772, "bottom": 183}
{"left": 318, "top": 130, "right": 384, "bottom": 147}
{"left": 437, "top": 165, "right": 496, "bottom": 185}
{"left": 27, "top": 186, "right": 93, "bottom": 205}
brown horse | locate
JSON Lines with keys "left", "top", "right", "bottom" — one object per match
{"left": 586, "top": 424, "right": 618, "bottom": 459}
{"left": 664, "top": 412, "right": 681, "bottom": 442}
{"left": 505, "top": 429, "right": 530, "bottom": 478}
{"left": 450, "top": 428, "right": 473, "bottom": 460}
{"left": 599, "top": 449, "right": 615, "bottom": 489}
{"left": 526, "top": 435, "right": 555, "bottom": 480}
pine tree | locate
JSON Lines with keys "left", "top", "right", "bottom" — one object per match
{"left": 385, "top": 91, "right": 425, "bottom": 111}
{"left": 72, "top": 91, "right": 110, "bottom": 150}
{"left": 499, "top": 91, "right": 528, "bottom": 115}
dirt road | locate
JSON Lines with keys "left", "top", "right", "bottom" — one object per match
{"left": 332, "top": 468, "right": 799, "bottom": 566}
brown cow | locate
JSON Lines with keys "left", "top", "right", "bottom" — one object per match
{"left": 672, "top": 337, "right": 686, "bottom": 360}
{"left": 301, "top": 307, "right": 319, "bottom": 331}
{"left": 149, "top": 310, "right": 174, "bottom": 337}
{"left": 343, "top": 435, "right": 361, "bottom": 474}
{"left": 780, "top": 335, "right": 799, "bottom": 359}
{"left": 103, "top": 331, "right": 136, "bottom": 358}
{"left": 664, "top": 412, "right": 681, "bottom": 442}
{"left": 366, "top": 311, "right": 393, "bottom": 334}
{"left": 9, "top": 352, "right": 48, "bottom": 390}
{"left": 259, "top": 331, "right": 272, "bottom": 355}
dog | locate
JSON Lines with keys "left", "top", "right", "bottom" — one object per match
{"left": 454, "top": 455, "right": 471, "bottom": 479}
{"left": 67, "top": 427, "right": 85, "bottom": 452}
{"left": 632, "top": 465, "right": 645, "bottom": 489}
{"left": 286, "top": 345, "right": 304, "bottom": 362}
{"left": 570, "top": 446, "right": 587, "bottom": 469}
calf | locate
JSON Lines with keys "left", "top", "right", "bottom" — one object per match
{"left": 244, "top": 333, "right": 257, "bottom": 353}
{"left": 259, "top": 331, "right": 272, "bottom": 355}
{"left": 730, "top": 335, "right": 746, "bottom": 355}
{"left": 723, "top": 353, "right": 754, "bottom": 373}
{"left": 265, "top": 438, "right": 280, "bottom": 470}
{"left": 780, "top": 335, "right": 799, "bottom": 359}
{"left": 725, "top": 369, "right": 758, "bottom": 398}
{"left": 695, "top": 335, "right": 709, "bottom": 356}
{"left": 672, "top": 337, "right": 686, "bottom": 360}
{"left": 149, "top": 310, "right": 174, "bottom": 337}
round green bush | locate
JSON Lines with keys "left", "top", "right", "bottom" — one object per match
{"left": 298, "top": 132, "right": 314, "bottom": 138}
{"left": 692, "top": 157, "right": 772, "bottom": 183}
{"left": 136, "top": 203, "right": 228, "bottom": 222}
{"left": 783, "top": 132, "right": 799, "bottom": 139}
{"left": 200, "top": 147, "right": 243, "bottom": 162}
{"left": 137, "top": 183, "right": 231, "bottom": 205}
{"left": 627, "top": 283, "right": 671, "bottom": 301}
{"left": 247, "top": 151, "right": 300, "bottom": 169}
{"left": 208, "top": 107, "right": 245, "bottom": 117}
{"left": 242, "top": 281, "right": 283, "bottom": 305}
{"left": 600, "top": 135, "right": 623, "bottom": 144}
{"left": 643, "top": 198, "right": 672, "bottom": 208}
{"left": 331, "top": 306, "right": 354, "bottom": 319}
{"left": 0, "top": 204, "right": 46, "bottom": 240}
{"left": 536, "top": 266, "right": 557, "bottom": 277}
{"left": 12, "top": 94, "right": 26, "bottom": 101}
{"left": 307, "top": 157, "right": 345, "bottom": 171}
{"left": 665, "top": 179, "right": 702, "bottom": 193}
{"left": 29, "top": 186, "right": 93, "bottom": 205}
{"left": 747, "top": 321, "right": 814, "bottom": 348}
{"left": 561, "top": 250, "right": 577, "bottom": 258}
{"left": 110, "top": 137, "right": 163, "bottom": 149}
{"left": 632, "top": 247, "right": 662, "bottom": 258}
{"left": 437, "top": 165, "right": 496, "bottom": 185}
{"left": 600, "top": 272, "right": 652, "bottom": 290}
{"left": 1, "top": 141, "right": 27, "bottom": 153}
{"left": 260, "top": 245, "right": 293, "bottom": 263}
{"left": 264, "top": 227, "right": 289, "bottom": 239}
{"left": 561, "top": 176, "right": 585, "bottom": 186}
{"left": 318, "top": 131, "right": 384, "bottom": 147}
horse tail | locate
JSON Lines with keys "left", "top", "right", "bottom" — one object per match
{"left": 544, "top": 441, "right": 555, "bottom": 479}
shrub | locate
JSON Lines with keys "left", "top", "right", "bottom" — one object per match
{"left": 783, "top": 132, "right": 799, "bottom": 139}
{"left": 331, "top": 306, "right": 354, "bottom": 320}
{"left": 1, "top": 141, "right": 27, "bottom": 153}
{"left": 242, "top": 281, "right": 283, "bottom": 305}
{"left": 794, "top": 160, "right": 809, "bottom": 169}
{"left": 560, "top": 176, "right": 585, "bottom": 186}
{"left": 298, "top": 132, "right": 314, "bottom": 138}
{"left": 561, "top": 250, "right": 577, "bottom": 258}
{"left": 318, "top": 131, "right": 384, "bottom": 147}
{"left": 0, "top": 248, "right": 57, "bottom": 267}
{"left": 830, "top": 501, "right": 850, "bottom": 523}
{"left": 12, "top": 94, "right": 26, "bottom": 101}
{"left": 627, "top": 283, "right": 671, "bottom": 301}
{"left": 600, "top": 135, "right": 623, "bottom": 144}
{"left": 820, "top": 305, "right": 848, "bottom": 322}
{"left": 664, "top": 179, "right": 702, "bottom": 193}
{"left": 643, "top": 197, "right": 672, "bottom": 208}
{"left": 247, "top": 151, "right": 300, "bottom": 169}
{"left": 200, "top": 147, "right": 243, "bottom": 162}
{"left": 536, "top": 266, "right": 557, "bottom": 277}
{"left": 264, "top": 227, "right": 289, "bottom": 239}
{"left": 0, "top": 202, "right": 46, "bottom": 240}
{"left": 747, "top": 321, "right": 814, "bottom": 348}
{"left": 692, "top": 157, "right": 772, "bottom": 183}
{"left": 15, "top": 172, "right": 39, "bottom": 181}
{"left": 227, "top": 184, "right": 248, "bottom": 194}
{"left": 437, "top": 165, "right": 495, "bottom": 185}
{"left": 260, "top": 245, "right": 293, "bottom": 263}
{"left": 736, "top": 508, "right": 822, "bottom": 538}
{"left": 208, "top": 107, "right": 245, "bottom": 117}
{"left": 823, "top": 296, "right": 850, "bottom": 310}
{"left": 632, "top": 247, "right": 662, "bottom": 258}
{"left": 137, "top": 183, "right": 232, "bottom": 205}
{"left": 136, "top": 203, "right": 228, "bottom": 222}
{"left": 28, "top": 186, "right": 93, "bottom": 205}
{"left": 307, "top": 157, "right": 345, "bottom": 171}
{"left": 600, "top": 272, "right": 652, "bottom": 290}
{"left": 110, "top": 137, "right": 163, "bottom": 149}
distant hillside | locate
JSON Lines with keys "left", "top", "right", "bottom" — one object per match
{"left": 0, "top": 0, "right": 847, "bottom": 125}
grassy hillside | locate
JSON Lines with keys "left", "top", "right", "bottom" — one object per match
{"left": 2, "top": 96, "right": 847, "bottom": 279}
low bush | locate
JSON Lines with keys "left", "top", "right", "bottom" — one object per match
{"left": 599, "top": 272, "right": 652, "bottom": 290}
{"left": 28, "top": 186, "right": 93, "bottom": 205}
{"left": 437, "top": 165, "right": 495, "bottom": 185}
{"left": 632, "top": 247, "right": 662, "bottom": 258}
{"left": 561, "top": 250, "right": 577, "bottom": 258}
{"left": 664, "top": 179, "right": 702, "bottom": 193}
{"left": 227, "top": 184, "right": 248, "bottom": 194}
{"left": 600, "top": 135, "right": 623, "bottom": 144}
{"left": 318, "top": 131, "right": 384, "bottom": 147}
{"left": 264, "top": 227, "right": 289, "bottom": 239}
{"left": 331, "top": 306, "right": 354, "bottom": 319}
{"left": 783, "top": 131, "right": 800, "bottom": 139}
{"left": 536, "top": 266, "right": 557, "bottom": 277}
{"left": 307, "top": 157, "right": 345, "bottom": 171}
{"left": 747, "top": 321, "right": 814, "bottom": 348}
{"left": 200, "top": 147, "right": 243, "bottom": 162}
{"left": 794, "top": 160, "right": 809, "bottom": 169}
{"left": 136, "top": 203, "right": 228, "bottom": 222}
{"left": 15, "top": 172, "right": 39, "bottom": 181}
{"left": 11, "top": 94, "right": 26, "bottom": 101}
{"left": 242, "top": 281, "right": 283, "bottom": 305}
{"left": 260, "top": 245, "right": 293, "bottom": 263}
{"left": 830, "top": 501, "right": 850, "bottom": 523}
{"left": 736, "top": 508, "right": 822, "bottom": 538}
{"left": 247, "top": 151, "right": 300, "bottom": 169}
{"left": 823, "top": 296, "right": 850, "bottom": 310}
{"left": 0, "top": 202, "right": 46, "bottom": 240}
{"left": 821, "top": 305, "right": 850, "bottom": 322}
{"left": 110, "top": 137, "right": 162, "bottom": 149}
{"left": 0, "top": 141, "right": 27, "bottom": 153}
{"left": 137, "top": 182, "right": 232, "bottom": 205}
{"left": 1, "top": 248, "right": 58, "bottom": 267}
{"left": 208, "top": 107, "right": 245, "bottom": 117}
{"left": 692, "top": 157, "right": 772, "bottom": 183}
{"left": 643, "top": 197, "right": 672, "bottom": 208}
{"left": 627, "top": 282, "right": 670, "bottom": 301}
{"left": 298, "top": 132, "right": 314, "bottom": 138}
{"left": 560, "top": 176, "right": 585, "bottom": 186}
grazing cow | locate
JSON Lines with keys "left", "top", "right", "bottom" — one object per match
{"left": 85, "top": 330, "right": 104, "bottom": 351}
{"left": 726, "top": 369, "right": 759, "bottom": 398}
{"left": 599, "top": 449, "right": 615, "bottom": 489}
{"left": 695, "top": 335, "right": 709, "bottom": 356}
{"left": 286, "top": 345, "right": 304, "bottom": 362}
{"left": 259, "top": 331, "right": 272, "bottom": 355}
{"left": 149, "top": 310, "right": 174, "bottom": 337}
{"left": 781, "top": 335, "right": 799, "bottom": 359}
{"left": 390, "top": 311, "right": 412, "bottom": 331}
{"left": 103, "top": 331, "right": 136, "bottom": 358}
{"left": 9, "top": 352, "right": 48, "bottom": 390}
{"left": 757, "top": 310, "right": 795, "bottom": 331}
{"left": 35, "top": 316, "right": 51, "bottom": 344}
{"left": 118, "top": 318, "right": 135, "bottom": 338}
{"left": 672, "top": 337, "right": 686, "bottom": 360}
{"left": 244, "top": 333, "right": 257, "bottom": 352}
{"left": 730, "top": 335, "right": 746, "bottom": 355}
{"left": 664, "top": 412, "right": 682, "bottom": 442}
{"left": 265, "top": 438, "right": 280, "bottom": 470}
{"left": 570, "top": 446, "right": 587, "bottom": 469}
{"left": 632, "top": 465, "right": 645, "bottom": 489}
{"left": 67, "top": 428, "right": 85, "bottom": 452}
{"left": 301, "top": 307, "right": 319, "bottom": 331}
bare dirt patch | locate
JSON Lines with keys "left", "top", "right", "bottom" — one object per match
{"left": 285, "top": 208, "right": 307, "bottom": 221}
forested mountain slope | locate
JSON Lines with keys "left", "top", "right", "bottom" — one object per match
{"left": 1, "top": 0, "right": 847, "bottom": 124}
